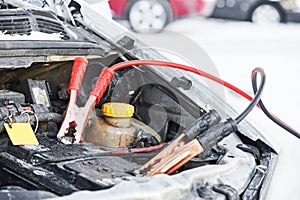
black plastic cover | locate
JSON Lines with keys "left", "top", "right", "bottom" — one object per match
{"left": 1, "top": 135, "right": 139, "bottom": 196}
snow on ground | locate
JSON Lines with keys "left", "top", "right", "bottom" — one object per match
{"left": 167, "top": 17, "right": 300, "bottom": 131}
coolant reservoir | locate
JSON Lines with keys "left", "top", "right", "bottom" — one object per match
{"left": 84, "top": 102, "right": 137, "bottom": 148}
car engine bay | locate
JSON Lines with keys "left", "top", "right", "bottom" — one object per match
{"left": 0, "top": 1, "right": 281, "bottom": 200}
{"left": 0, "top": 55, "right": 277, "bottom": 200}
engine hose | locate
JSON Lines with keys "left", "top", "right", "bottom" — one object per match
{"left": 0, "top": 112, "right": 63, "bottom": 133}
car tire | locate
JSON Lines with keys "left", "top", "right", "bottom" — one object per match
{"left": 125, "top": 0, "right": 174, "bottom": 33}
{"left": 250, "top": 3, "right": 285, "bottom": 24}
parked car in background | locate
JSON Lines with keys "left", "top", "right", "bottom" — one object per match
{"left": 109, "top": 0, "right": 216, "bottom": 33}
{"left": 211, "top": 0, "right": 300, "bottom": 23}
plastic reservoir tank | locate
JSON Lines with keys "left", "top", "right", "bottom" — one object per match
{"left": 84, "top": 102, "right": 161, "bottom": 148}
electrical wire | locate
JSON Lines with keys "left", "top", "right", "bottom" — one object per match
{"left": 110, "top": 60, "right": 254, "bottom": 102}
{"left": 21, "top": 110, "right": 39, "bottom": 134}
{"left": 108, "top": 143, "right": 165, "bottom": 156}
{"left": 234, "top": 68, "right": 265, "bottom": 124}
{"left": 252, "top": 69, "right": 300, "bottom": 139}
{"left": 97, "top": 59, "right": 299, "bottom": 139}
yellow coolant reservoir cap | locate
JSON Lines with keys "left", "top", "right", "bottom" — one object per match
{"left": 102, "top": 102, "right": 134, "bottom": 118}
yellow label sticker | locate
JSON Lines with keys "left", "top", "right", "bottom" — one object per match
{"left": 4, "top": 123, "right": 39, "bottom": 145}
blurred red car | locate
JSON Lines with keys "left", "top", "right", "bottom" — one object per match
{"left": 109, "top": 0, "right": 216, "bottom": 33}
